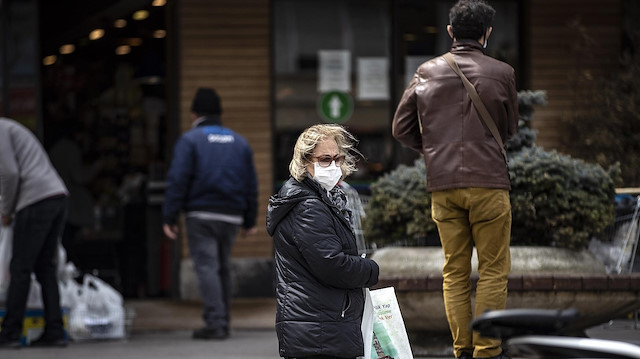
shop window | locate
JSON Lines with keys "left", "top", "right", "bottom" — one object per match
{"left": 273, "top": 0, "right": 521, "bottom": 188}
{"left": 274, "top": 0, "right": 393, "bottom": 189}
{"left": 395, "top": 0, "right": 520, "bottom": 95}
{"left": 38, "top": 1, "right": 170, "bottom": 297}
{"left": 0, "top": 0, "right": 39, "bottom": 130}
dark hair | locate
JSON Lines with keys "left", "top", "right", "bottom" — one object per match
{"left": 449, "top": 0, "right": 495, "bottom": 40}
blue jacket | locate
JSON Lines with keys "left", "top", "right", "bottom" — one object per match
{"left": 162, "top": 117, "right": 258, "bottom": 229}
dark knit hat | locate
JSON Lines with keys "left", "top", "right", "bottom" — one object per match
{"left": 191, "top": 87, "right": 222, "bottom": 115}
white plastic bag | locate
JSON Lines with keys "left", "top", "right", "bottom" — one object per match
{"left": 25, "top": 274, "right": 79, "bottom": 309}
{"left": 359, "top": 288, "right": 374, "bottom": 359}
{"left": 58, "top": 275, "right": 81, "bottom": 309}
{"left": 367, "top": 287, "right": 414, "bottom": 359}
{"left": 0, "top": 225, "right": 12, "bottom": 302}
{"left": 69, "top": 274, "right": 124, "bottom": 340}
{"left": 26, "top": 275, "right": 43, "bottom": 308}
{"left": 0, "top": 227, "right": 72, "bottom": 307}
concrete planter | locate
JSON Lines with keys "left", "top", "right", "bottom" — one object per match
{"left": 369, "top": 247, "right": 640, "bottom": 356}
{"left": 370, "top": 247, "right": 640, "bottom": 338}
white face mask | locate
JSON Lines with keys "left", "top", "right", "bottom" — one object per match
{"left": 313, "top": 161, "right": 342, "bottom": 192}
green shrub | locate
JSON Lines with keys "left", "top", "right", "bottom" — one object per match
{"left": 362, "top": 159, "right": 436, "bottom": 246}
{"left": 506, "top": 90, "right": 546, "bottom": 153}
{"left": 364, "top": 90, "right": 618, "bottom": 249}
{"left": 509, "top": 147, "right": 618, "bottom": 249}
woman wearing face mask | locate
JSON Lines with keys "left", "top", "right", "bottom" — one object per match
{"left": 266, "top": 124, "right": 379, "bottom": 359}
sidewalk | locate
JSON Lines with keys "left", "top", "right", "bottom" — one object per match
{"left": 0, "top": 329, "right": 280, "bottom": 359}
{"left": 1, "top": 298, "right": 280, "bottom": 359}
{"left": 107, "top": 298, "right": 640, "bottom": 355}
{"left": 2, "top": 298, "right": 637, "bottom": 359}
{"left": 126, "top": 297, "right": 277, "bottom": 332}
{"left": 585, "top": 318, "right": 640, "bottom": 346}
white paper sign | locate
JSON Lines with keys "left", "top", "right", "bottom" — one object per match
{"left": 357, "top": 57, "right": 389, "bottom": 100}
{"left": 318, "top": 50, "right": 351, "bottom": 92}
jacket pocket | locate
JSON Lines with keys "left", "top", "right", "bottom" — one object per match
{"left": 339, "top": 291, "right": 351, "bottom": 319}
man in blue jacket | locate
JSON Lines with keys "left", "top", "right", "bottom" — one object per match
{"left": 162, "top": 88, "right": 258, "bottom": 340}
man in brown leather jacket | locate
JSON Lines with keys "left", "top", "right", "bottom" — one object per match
{"left": 392, "top": 1, "right": 518, "bottom": 359}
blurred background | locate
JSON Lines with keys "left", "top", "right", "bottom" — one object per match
{"left": 0, "top": 0, "right": 636, "bottom": 300}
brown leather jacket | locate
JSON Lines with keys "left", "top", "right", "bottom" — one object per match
{"left": 392, "top": 40, "right": 518, "bottom": 192}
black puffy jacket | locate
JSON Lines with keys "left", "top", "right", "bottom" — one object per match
{"left": 266, "top": 177, "right": 379, "bottom": 358}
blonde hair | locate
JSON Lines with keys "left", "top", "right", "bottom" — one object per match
{"left": 289, "top": 124, "right": 361, "bottom": 182}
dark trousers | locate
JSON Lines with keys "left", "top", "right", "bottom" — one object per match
{"left": 1, "top": 196, "right": 68, "bottom": 338}
{"left": 185, "top": 217, "right": 237, "bottom": 329}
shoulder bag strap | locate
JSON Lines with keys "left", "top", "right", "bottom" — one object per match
{"left": 442, "top": 52, "right": 508, "bottom": 164}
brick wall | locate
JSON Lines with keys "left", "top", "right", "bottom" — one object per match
{"left": 529, "top": 0, "right": 621, "bottom": 150}
{"left": 178, "top": 0, "right": 272, "bottom": 257}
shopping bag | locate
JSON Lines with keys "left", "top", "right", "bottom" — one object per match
{"left": 359, "top": 288, "right": 374, "bottom": 359}
{"left": 0, "top": 225, "right": 12, "bottom": 302}
{"left": 26, "top": 275, "right": 43, "bottom": 308}
{"left": 58, "top": 275, "right": 81, "bottom": 309}
{"left": 69, "top": 274, "right": 125, "bottom": 340}
{"left": 367, "top": 286, "right": 413, "bottom": 359}
{"left": 0, "top": 227, "right": 43, "bottom": 308}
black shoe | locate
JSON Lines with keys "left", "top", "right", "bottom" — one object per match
{"left": 0, "top": 332, "right": 21, "bottom": 349}
{"left": 458, "top": 352, "right": 473, "bottom": 359}
{"left": 192, "top": 327, "right": 229, "bottom": 340}
{"left": 30, "top": 333, "right": 68, "bottom": 348}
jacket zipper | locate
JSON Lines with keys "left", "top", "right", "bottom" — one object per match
{"left": 341, "top": 291, "right": 351, "bottom": 318}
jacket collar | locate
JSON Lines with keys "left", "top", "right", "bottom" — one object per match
{"left": 450, "top": 39, "right": 485, "bottom": 54}
{"left": 192, "top": 115, "right": 222, "bottom": 128}
{"left": 302, "top": 177, "right": 355, "bottom": 235}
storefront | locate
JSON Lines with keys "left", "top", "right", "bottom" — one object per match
{"left": 272, "top": 0, "right": 521, "bottom": 187}
{"left": 0, "top": 0, "right": 624, "bottom": 298}
{"left": 1, "top": 0, "right": 176, "bottom": 298}
{"left": 38, "top": 0, "right": 174, "bottom": 299}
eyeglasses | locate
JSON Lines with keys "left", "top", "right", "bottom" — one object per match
{"left": 311, "top": 155, "right": 345, "bottom": 167}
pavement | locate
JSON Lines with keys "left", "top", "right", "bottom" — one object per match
{"left": 1, "top": 298, "right": 638, "bottom": 359}
{"left": 0, "top": 329, "right": 279, "bottom": 359}
{"left": 1, "top": 298, "right": 280, "bottom": 359}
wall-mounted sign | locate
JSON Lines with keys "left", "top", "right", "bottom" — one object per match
{"left": 318, "top": 50, "right": 351, "bottom": 92}
{"left": 357, "top": 57, "right": 389, "bottom": 100}
{"left": 318, "top": 91, "right": 353, "bottom": 124}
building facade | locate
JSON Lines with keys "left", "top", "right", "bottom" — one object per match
{"left": 0, "top": 0, "right": 625, "bottom": 297}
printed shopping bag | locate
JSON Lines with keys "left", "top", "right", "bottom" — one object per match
{"left": 367, "top": 287, "right": 413, "bottom": 359}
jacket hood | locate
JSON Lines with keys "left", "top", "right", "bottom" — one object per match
{"left": 266, "top": 177, "right": 316, "bottom": 236}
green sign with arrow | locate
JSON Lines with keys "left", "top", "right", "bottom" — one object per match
{"left": 318, "top": 91, "right": 353, "bottom": 123}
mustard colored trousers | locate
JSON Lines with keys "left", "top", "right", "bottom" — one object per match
{"left": 431, "top": 188, "right": 512, "bottom": 359}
